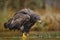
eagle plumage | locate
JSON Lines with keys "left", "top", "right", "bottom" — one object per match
{"left": 4, "top": 8, "right": 41, "bottom": 34}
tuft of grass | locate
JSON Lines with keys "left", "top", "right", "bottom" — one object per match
{"left": 1, "top": 31, "right": 60, "bottom": 40}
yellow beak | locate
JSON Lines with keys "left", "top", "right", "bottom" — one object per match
{"left": 37, "top": 20, "right": 42, "bottom": 23}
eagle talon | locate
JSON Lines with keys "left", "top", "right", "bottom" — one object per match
{"left": 22, "top": 33, "right": 27, "bottom": 40}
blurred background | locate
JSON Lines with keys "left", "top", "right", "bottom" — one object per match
{"left": 0, "top": 0, "right": 60, "bottom": 40}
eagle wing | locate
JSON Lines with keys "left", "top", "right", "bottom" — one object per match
{"left": 12, "top": 13, "right": 30, "bottom": 27}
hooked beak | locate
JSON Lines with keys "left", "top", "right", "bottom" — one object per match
{"left": 37, "top": 20, "right": 42, "bottom": 24}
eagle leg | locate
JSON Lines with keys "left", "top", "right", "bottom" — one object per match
{"left": 22, "top": 33, "right": 27, "bottom": 40}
